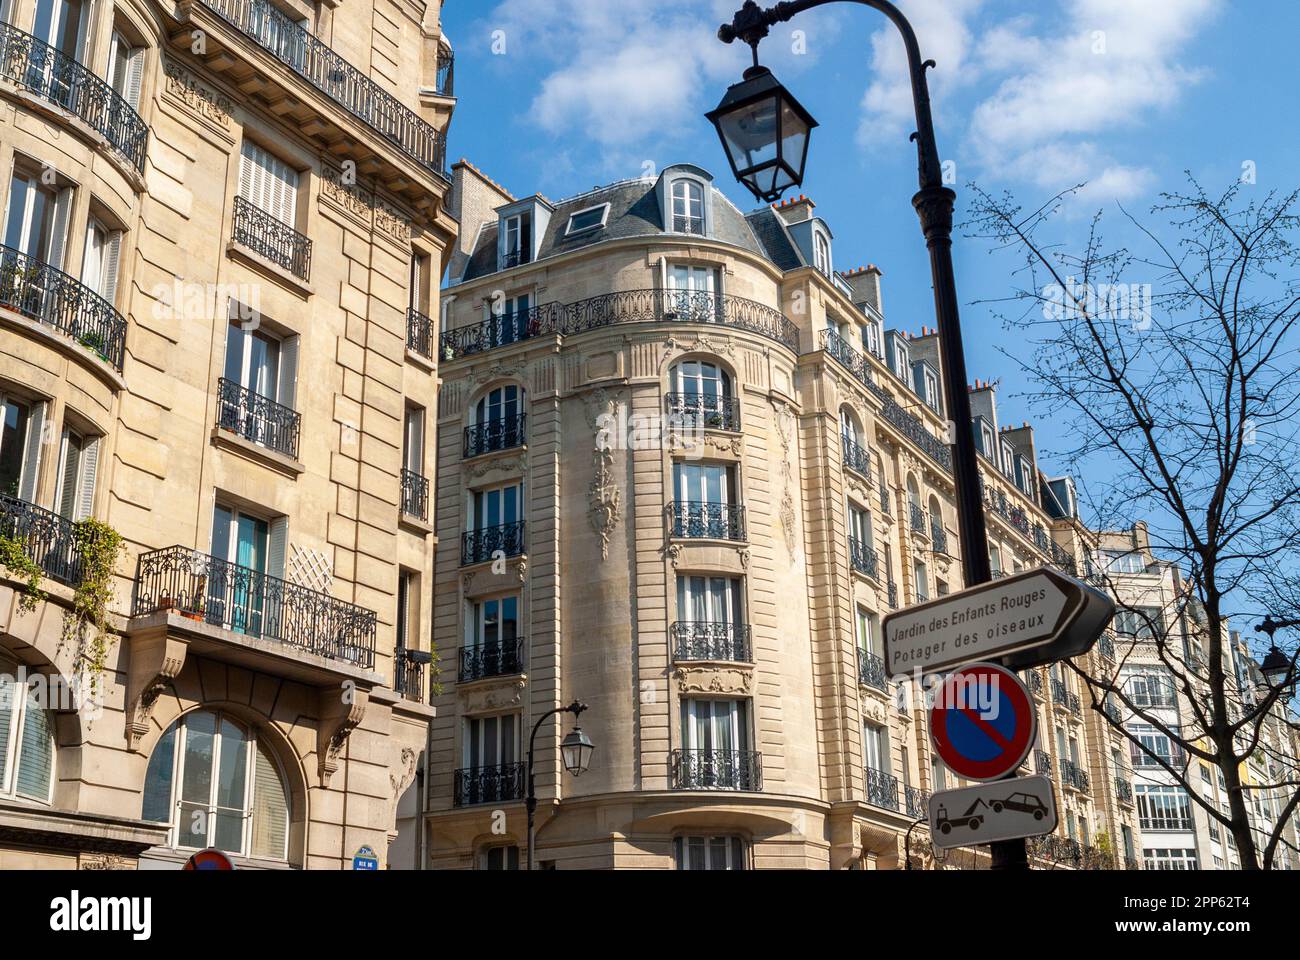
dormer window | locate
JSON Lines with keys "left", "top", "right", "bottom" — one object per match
{"left": 565, "top": 203, "right": 610, "bottom": 236}
{"left": 921, "top": 367, "right": 939, "bottom": 412}
{"left": 671, "top": 179, "right": 705, "bottom": 235}
{"left": 862, "top": 320, "right": 881, "bottom": 359}
{"left": 502, "top": 213, "right": 531, "bottom": 269}
{"left": 978, "top": 421, "right": 995, "bottom": 458}
{"left": 814, "top": 230, "right": 831, "bottom": 276}
{"left": 891, "top": 337, "right": 909, "bottom": 382}
{"left": 1000, "top": 441, "right": 1015, "bottom": 479}
{"left": 1017, "top": 456, "right": 1034, "bottom": 495}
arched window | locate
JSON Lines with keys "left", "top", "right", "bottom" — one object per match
{"left": 143, "top": 710, "right": 291, "bottom": 861}
{"left": 814, "top": 230, "right": 831, "bottom": 276}
{"left": 469, "top": 385, "right": 526, "bottom": 456}
{"left": 671, "top": 179, "right": 705, "bottom": 235}
{"left": 0, "top": 663, "right": 56, "bottom": 803}
{"left": 840, "top": 408, "right": 868, "bottom": 475}
{"left": 669, "top": 360, "right": 736, "bottom": 431}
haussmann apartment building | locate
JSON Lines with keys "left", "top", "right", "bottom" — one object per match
{"left": 0, "top": 0, "right": 457, "bottom": 869}
{"left": 421, "top": 160, "right": 1144, "bottom": 870}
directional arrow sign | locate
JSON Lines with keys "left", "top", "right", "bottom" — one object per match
{"left": 883, "top": 565, "right": 1115, "bottom": 679}
{"left": 929, "top": 775, "right": 1059, "bottom": 850}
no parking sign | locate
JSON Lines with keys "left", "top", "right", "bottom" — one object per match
{"left": 929, "top": 663, "right": 1036, "bottom": 782}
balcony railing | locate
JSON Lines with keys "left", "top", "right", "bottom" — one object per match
{"left": 671, "top": 622, "right": 753, "bottom": 663}
{"left": 202, "top": 0, "right": 448, "bottom": 178}
{"left": 435, "top": 48, "right": 454, "bottom": 96}
{"left": 880, "top": 484, "right": 892, "bottom": 516}
{"left": 1115, "top": 778, "right": 1134, "bottom": 805}
{"left": 1098, "top": 634, "right": 1115, "bottom": 661}
{"left": 666, "top": 393, "right": 741, "bottom": 433}
{"left": 841, "top": 435, "right": 870, "bottom": 476}
{"left": 441, "top": 289, "right": 799, "bottom": 360}
{"left": 1068, "top": 692, "right": 1081, "bottom": 715}
{"left": 909, "top": 502, "right": 927, "bottom": 536}
{"left": 866, "top": 379, "right": 953, "bottom": 473}
{"left": 1028, "top": 670, "right": 1044, "bottom": 698}
{"left": 822, "top": 328, "right": 874, "bottom": 385}
{"left": 216, "top": 378, "right": 301, "bottom": 460}
{"left": 1035, "top": 749, "right": 1053, "bottom": 776}
{"left": 463, "top": 414, "right": 527, "bottom": 459}
{"left": 849, "top": 537, "right": 879, "bottom": 580}
{"left": 1060, "top": 758, "right": 1090, "bottom": 792}
{"left": 401, "top": 468, "right": 429, "bottom": 521}
{"left": 865, "top": 766, "right": 900, "bottom": 810}
{"left": 887, "top": 580, "right": 898, "bottom": 609}
{"left": 1050, "top": 677, "right": 1068, "bottom": 705}
{"left": 0, "top": 243, "right": 126, "bottom": 371}
{"left": 132, "top": 546, "right": 377, "bottom": 667}
{"left": 0, "top": 22, "right": 146, "bottom": 171}
{"left": 930, "top": 518, "right": 948, "bottom": 555}
{"left": 0, "top": 494, "right": 84, "bottom": 587}
{"left": 670, "top": 749, "right": 763, "bottom": 791}
{"left": 393, "top": 648, "right": 426, "bottom": 703}
{"left": 232, "top": 195, "right": 312, "bottom": 280}
{"left": 461, "top": 521, "right": 525, "bottom": 566}
{"left": 453, "top": 761, "right": 526, "bottom": 806}
{"left": 406, "top": 307, "right": 434, "bottom": 359}
{"left": 459, "top": 638, "right": 525, "bottom": 682}
{"left": 1029, "top": 835, "right": 1082, "bottom": 865}
{"left": 668, "top": 501, "right": 746, "bottom": 542}
{"left": 858, "top": 649, "right": 887, "bottom": 692}
{"left": 905, "top": 785, "right": 930, "bottom": 819}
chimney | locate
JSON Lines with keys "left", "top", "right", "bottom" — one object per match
{"left": 841, "top": 264, "right": 884, "bottom": 314}
{"left": 773, "top": 194, "right": 817, "bottom": 225}
{"left": 448, "top": 159, "right": 516, "bottom": 283}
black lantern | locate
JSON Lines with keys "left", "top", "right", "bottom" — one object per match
{"left": 560, "top": 725, "right": 595, "bottom": 777}
{"left": 706, "top": 65, "right": 817, "bottom": 203}
{"left": 1260, "top": 646, "right": 1293, "bottom": 696}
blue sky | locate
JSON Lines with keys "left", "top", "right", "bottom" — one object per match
{"left": 439, "top": 0, "right": 1300, "bottom": 484}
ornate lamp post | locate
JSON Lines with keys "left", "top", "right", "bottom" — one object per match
{"left": 525, "top": 701, "right": 594, "bottom": 870}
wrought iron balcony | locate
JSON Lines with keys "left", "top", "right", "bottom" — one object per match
{"left": 909, "top": 501, "right": 927, "bottom": 536}
{"left": 930, "top": 518, "right": 948, "bottom": 555}
{"left": 905, "top": 785, "right": 930, "bottom": 819}
{"left": 887, "top": 580, "right": 898, "bottom": 609}
{"left": 1098, "top": 634, "right": 1115, "bottom": 661}
{"left": 0, "top": 22, "right": 146, "bottom": 171}
{"left": 464, "top": 414, "right": 527, "bottom": 459}
{"left": 394, "top": 648, "right": 426, "bottom": 703}
{"left": 453, "top": 761, "right": 526, "bottom": 806}
{"left": 1050, "top": 677, "right": 1068, "bottom": 706}
{"left": 668, "top": 501, "right": 746, "bottom": 542}
{"left": 1115, "top": 777, "right": 1134, "bottom": 805}
{"left": 1035, "top": 749, "right": 1053, "bottom": 776}
{"left": 201, "top": 0, "right": 448, "bottom": 178}
{"left": 821, "top": 328, "right": 874, "bottom": 386}
{"left": 0, "top": 243, "right": 126, "bottom": 371}
{"left": 670, "top": 749, "right": 763, "bottom": 791}
{"left": 1105, "top": 699, "right": 1122, "bottom": 723}
{"left": 671, "top": 621, "right": 752, "bottom": 663}
{"left": 461, "top": 521, "right": 526, "bottom": 566}
{"left": 879, "top": 484, "right": 892, "bottom": 515}
{"left": 857, "top": 649, "right": 887, "bottom": 692}
{"left": 132, "top": 546, "right": 377, "bottom": 667}
{"left": 401, "top": 468, "right": 429, "bottom": 521}
{"left": 1029, "top": 835, "right": 1082, "bottom": 865}
{"left": 865, "top": 766, "right": 900, "bottom": 810}
{"left": 1068, "top": 692, "right": 1081, "bottom": 715}
{"left": 435, "top": 48, "right": 454, "bottom": 97}
{"left": 232, "top": 196, "right": 312, "bottom": 280}
{"left": 0, "top": 494, "right": 85, "bottom": 587}
{"left": 666, "top": 393, "right": 741, "bottom": 432}
{"left": 841, "top": 435, "right": 871, "bottom": 477}
{"left": 459, "top": 638, "right": 525, "bottom": 682}
{"left": 216, "top": 377, "right": 301, "bottom": 460}
{"left": 1028, "top": 670, "right": 1045, "bottom": 698}
{"left": 1060, "top": 758, "right": 1090, "bottom": 792}
{"left": 440, "top": 302, "right": 564, "bottom": 359}
{"left": 865, "top": 378, "right": 953, "bottom": 473}
{"left": 406, "top": 307, "right": 434, "bottom": 359}
{"left": 849, "top": 537, "right": 879, "bottom": 580}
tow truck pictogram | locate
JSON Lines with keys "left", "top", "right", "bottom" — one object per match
{"left": 934, "top": 798, "right": 987, "bottom": 834}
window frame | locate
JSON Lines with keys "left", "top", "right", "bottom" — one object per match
{"left": 0, "top": 665, "right": 57, "bottom": 804}
{"left": 670, "top": 178, "right": 706, "bottom": 235}
{"left": 564, "top": 203, "right": 610, "bottom": 236}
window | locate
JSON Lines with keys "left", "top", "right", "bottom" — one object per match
{"left": 999, "top": 441, "right": 1015, "bottom": 479}
{"left": 409, "top": 250, "right": 431, "bottom": 316}
{"left": 989, "top": 544, "right": 1003, "bottom": 576}
{"left": 863, "top": 722, "right": 889, "bottom": 773}
{"left": 890, "top": 337, "right": 909, "bottom": 381}
{"left": 671, "top": 179, "right": 705, "bottom": 234}
{"left": 848, "top": 504, "right": 871, "bottom": 550}
{"left": 404, "top": 406, "right": 425, "bottom": 477}
{"left": 1130, "top": 723, "right": 1182, "bottom": 768}
{"left": 931, "top": 756, "right": 946, "bottom": 791}
{"left": 1101, "top": 549, "right": 1145, "bottom": 575}
{"left": 677, "top": 576, "right": 742, "bottom": 628}
{"left": 922, "top": 368, "right": 939, "bottom": 412}
{"left": 29, "top": 0, "right": 90, "bottom": 105}
{"left": 0, "top": 663, "right": 56, "bottom": 802}
{"left": 1136, "top": 785, "right": 1193, "bottom": 831}
{"left": 483, "top": 845, "right": 520, "bottom": 870}
{"left": 936, "top": 579, "right": 949, "bottom": 597}
{"left": 54, "top": 425, "right": 98, "bottom": 520}
{"left": 81, "top": 217, "right": 122, "bottom": 306}
{"left": 862, "top": 320, "right": 882, "bottom": 359}
{"left": 674, "top": 835, "right": 746, "bottom": 870}
{"left": 210, "top": 503, "right": 286, "bottom": 634}
{"left": 565, "top": 204, "right": 609, "bottom": 235}
{"left": 672, "top": 462, "right": 739, "bottom": 539}
{"left": 107, "top": 29, "right": 145, "bottom": 111}
{"left": 0, "top": 393, "right": 43, "bottom": 500}
{"left": 1143, "top": 848, "right": 1197, "bottom": 870}
{"left": 1121, "top": 825, "right": 1135, "bottom": 861}
{"left": 464, "top": 594, "right": 522, "bottom": 679}
{"left": 501, "top": 213, "right": 531, "bottom": 267}
{"left": 1124, "top": 670, "right": 1175, "bottom": 708}
{"left": 470, "top": 482, "right": 522, "bottom": 533}
{"left": 222, "top": 313, "right": 298, "bottom": 408}
{"left": 681, "top": 699, "right": 749, "bottom": 774}
{"left": 913, "top": 559, "right": 928, "bottom": 602}
{"left": 665, "top": 264, "right": 719, "bottom": 321}
{"left": 3, "top": 168, "right": 72, "bottom": 268}
{"left": 1017, "top": 456, "right": 1034, "bottom": 496}
{"left": 670, "top": 360, "right": 734, "bottom": 430}
{"left": 142, "top": 710, "right": 291, "bottom": 860}
{"left": 813, "top": 230, "right": 831, "bottom": 276}
{"left": 239, "top": 140, "right": 299, "bottom": 227}
{"left": 978, "top": 421, "right": 996, "bottom": 458}
{"left": 486, "top": 293, "right": 532, "bottom": 347}
{"left": 1115, "top": 606, "right": 1163, "bottom": 638}
{"left": 465, "top": 714, "right": 519, "bottom": 769}
{"left": 855, "top": 605, "right": 880, "bottom": 657}
{"left": 396, "top": 570, "right": 415, "bottom": 652}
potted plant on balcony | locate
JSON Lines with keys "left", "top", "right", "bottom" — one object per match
{"left": 79, "top": 329, "right": 108, "bottom": 361}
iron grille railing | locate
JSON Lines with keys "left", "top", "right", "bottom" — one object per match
{"left": 848, "top": 537, "right": 879, "bottom": 580}
{"left": 0, "top": 494, "right": 84, "bottom": 586}
{"left": 453, "top": 761, "right": 526, "bottom": 806}
{"left": 232, "top": 195, "right": 312, "bottom": 280}
{"left": 930, "top": 518, "right": 948, "bottom": 554}
{"left": 1051, "top": 677, "right": 1068, "bottom": 705}
{"left": 500, "top": 249, "right": 531, "bottom": 270}
{"left": 1115, "top": 778, "right": 1134, "bottom": 805}
{"left": 406, "top": 307, "right": 434, "bottom": 359}
{"left": 1060, "top": 758, "right": 1090, "bottom": 792}
{"left": 1028, "top": 670, "right": 1045, "bottom": 697}
{"left": 821, "top": 328, "right": 873, "bottom": 386}
{"left": 858, "top": 649, "right": 887, "bottom": 691}
{"left": 887, "top": 580, "right": 898, "bottom": 608}
{"left": 459, "top": 638, "right": 525, "bottom": 681}
{"left": 461, "top": 521, "right": 525, "bottom": 566}
{"left": 435, "top": 47, "right": 454, "bottom": 96}
{"left": 865, "top": 766, "right": 900, "bottom": 810}
{"left": 440, "top": 301, "right": 565, "bottom": 358}
{"left": 668, "top": 501, "right": 746, "bottom": 542}
{"left": 0, "top": 22, "right": 146, "bottom": 171}
{"left": 132, "top": 546, "right": 377, "bottom": 667}
{"left": 201, "top": 0, "right": 448, "bottom": 178}
{"left": 463, "top": 414, "right": 527, "bottom": 458}
{"left": 909, "top": 501, "right": 927, "bottom": 536}
{"left": 666, "top": 393, "right": 741, "bottom": 432}
{"left": 0, "top": 243, "right": 126, "bottom": 370}
{"left": 670, "top": 749, "right": 763, "bottom": 791}
{"left": 1098, "top": 634, "right": 1116, "bottom": 660}
{"left": 394, "top": 648, "right": 425, "bottom": 703}
{"left": 1105, "top": 699, "right": 1122, "bottom": 723}
{"left": 865, "top": 378, "right": 953, "bottom": 472}
{"left": 905, "top": 786, "right": 930, "bottom": 819}
{"left": 671, "top": 622, "right": 752, "bottom": 662}
{"left": 879, "top": 484, "right": 892, "bottom": 515}
{"left": 1029, "top": 835, "right": 1082, "bottom": 865}
{"left": 1036, "top": 749, "right": 1053, "bottom": 776}
{"left": 1068, "top": 692, "right": 1082, "bottom": 715}
{"left": 401, "top": 468, "right": 429, "bottom": 521}
{"left": 842, "top": 435, "right": 870, "bottom": 476}
{"left": 216, "top": 377, "right": 301, "bottom": 459}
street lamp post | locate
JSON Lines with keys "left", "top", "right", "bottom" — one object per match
{"left": 525, "top": 701, "right": 594, "bottom": 871}
{"left": 710, "top": 0, "right": 1006, "bottom": 865}
{"left": 1256, "top": 617, "right": 1299, "bottom": 702}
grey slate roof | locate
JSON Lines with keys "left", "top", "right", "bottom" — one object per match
{"left": 743, "top": 206, "right": 805, "bottom": 272}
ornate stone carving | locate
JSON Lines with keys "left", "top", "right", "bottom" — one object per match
{"left": 584, "top": 389, "right": 623, "bottom": 560}
{"left": 462, "top": 678, "right": 527, "bottom": 714}
{"left": 659, "top": 333, "right": 737, "bottom": 372}
{"left": 665, "top": 543, "right": 682, "bottom": 568}
{"left": 316, "top": 686, "right": 369, "bottom": 788}
{"left": 740, "top": 549, "right": 752, "bottom": 569}
{"left": 462, "top": 572, "right": 476, "bottom": 593}
{"left": 771, "top": 400, "right": 798, "bottom": 555}
{"left": 162, "top": 58, "right": 231, "bottom": 128}
{"left": 516, "top": 557, "right": 528, "bottom": 583}
{"left": 390, "top": 746, "right": 419, "bottom": 811}
{"left": 320, "top": 165, "right": 413, "bottom": 241}
{"left": 673, "top": 665, "right": 754, "bottom": 696}
{"left": 472, "top": 361, "right": 529, "bottom": 389}
{"left": 79, "top": 853, "right": 134, "bottom": 870}
{"left": 464, "top": 454, "right": 525, "bottom": 482}
{"left": 125, "top": 630, "right": 188, "bottom": 751}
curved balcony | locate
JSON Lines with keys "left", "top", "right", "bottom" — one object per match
{"left": 0, "top": 494, "right": 85, "bottom": 586}
{"left": 0, "top": 22, "right": 147, "bottom": 172}
{"left": 439, "top": 302, "right": 564, "bottom": 358}
{"left": 665, "top": 393, "right": 741, "bottom": 433}
{"left": 0, "top": 244, "right": 126, "bottom": 371}
{"left": 670, "top": 749, "right": 762, "bottom": 791}
{"left": 461, "top": 521, "right": 525, "bottom": 567}
{"left": 216, "top": 378, "right": 301, "bottom": 460}
{"left": 668, "top": 501, "right": 746, "bottom": 542}
{"left": 671, "top": 621, "right": 753, "bottom": 663}
{"left": 463, "top": 414, "right": 527, "bottom": 459}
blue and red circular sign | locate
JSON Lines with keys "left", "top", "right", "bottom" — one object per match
{"left": 183, "top": 848, "right": 235, "bottom": 871}
{"left": 929, "top": 663, "right": 1036, "bottom": 782}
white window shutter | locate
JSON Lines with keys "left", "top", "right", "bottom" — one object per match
{"left": 251, "top": 742, "right": 289, "bottom": 860}
{"left": 278, "top": 335, "right": 298, "bottom": 409}
{"left": 17, "top": 401, "right": 44, "bottom": 502}
{"left": 267, "top": 516, "right": 287, "bottom": 582}
{"left": 75, "top": 435, "right": 98, "bottom": 521}
{"left": 46, "top": 188, "right": 73, "bottom": 270}
{"left": 0, "top": 675, "right": 12, "bottom": 791}
{"left": 56, "top": 431, "right": 78, "bottom": 519}
{"left": 15, "top": 692, "right": 53, "bottom": 801}
{"left": 101, "top": 232, "right": 121, "bottom": 305}
{"left": 125, "top": 46, "right": 145, "bottom": 110}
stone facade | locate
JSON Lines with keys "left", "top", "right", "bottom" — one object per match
{"left": 0, "top": 0, "right": 454, "bottom": 868}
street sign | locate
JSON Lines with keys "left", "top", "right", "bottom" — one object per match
{"left": 929, "top": 663, "right": 1036, "bottom": 782}
{"left": 883, "top": 565, "right": 1115, "bottom": 679}
{"left": 352, "top": 845, "right": 380, "bottom": 871}
{"left": 183, "top": 848, "right": 235, "bottom": 870}
{"left": 929, "top": 775, "right": 1059, "bottom": 850}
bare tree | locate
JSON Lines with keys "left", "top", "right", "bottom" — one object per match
{"left": 963, "top": 177, "right": 1300, "bottom": 869}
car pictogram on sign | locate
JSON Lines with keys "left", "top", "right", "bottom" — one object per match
{"left": 990, "top": 792, "right": 1049, "bottom": 819}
